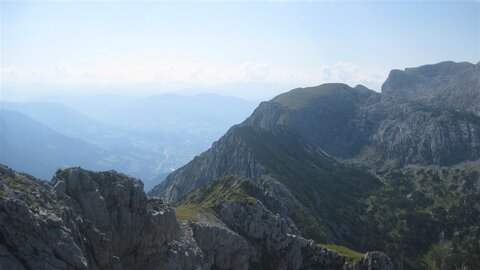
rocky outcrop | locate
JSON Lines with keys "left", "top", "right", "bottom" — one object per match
{"left": 52, "top": 168, "right": 190, "bottom": 269}
{"left": 175, "top": 175, "right": 384, "bottom": 270}
{"left": 212, "top": 199, "right": 346, "bottom": 270}
{"left": 0, "top": 165, "right": 88, "bottom": 270}
{"left": 361, "top": 252, "right": 395, "bottom": 270}
{"left": 0, "top": 165, "right": 203, "bottom": 270}
{"left": 261, "top": 83, "right": 376, "bottom": 158}
{"left": 382, "top": 61, "right": 480, "bottom": 115}
{"left": 345, "top": 252, "right": 394, "bottom": 270}
{"left": 364, "top": 101, "right": 480, "bottom": 165}
{"left": 191, "top": 222, "right": 250, "bottom": 270}
{"left": 149, "top": 129, "right": 267, "bottom": 203}
{"left": 152, "top": 62, "right": 480, "bottom": 203}
{"left": 2, "top": 165, "right": 393, "bottom": 270}
{"left": 148, "top": 61, "right": 479, "bottom": 269}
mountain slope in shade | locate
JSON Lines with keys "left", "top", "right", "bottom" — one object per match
{"left": 150, "top": 61, "right": 480, "bottom": 269}
{"left": 152, "top": 75, "right": 480, "bottom": 203}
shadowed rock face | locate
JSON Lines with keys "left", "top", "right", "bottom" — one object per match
{"left": 150, "top": 129, "right": 267, "bottom": 203}
{"left": 51, "top": 168, "right": 183, "bottom": 269}
{"left": 0, "top": 165, "right": 393, "bottom": 270}
{"left": 151, "top": 61, "right": 480, "bottom": 204}
{"left": 175, "top": 175, "right": 395, "bottom": 270}
{"left": 0, "top": 165, "right": 203, "bottom": 270}
{"left": 381, "top": 61, "right": 480, "bottom": 114}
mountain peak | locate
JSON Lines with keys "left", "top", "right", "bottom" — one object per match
{"left": 271, "top": 83, "right": 373, "bottom": 110}
{"left": 381, "top": 61, "right": 480, "bottom": 113}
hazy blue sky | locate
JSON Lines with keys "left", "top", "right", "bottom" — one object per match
{"left": 1, "top": 1, "right": 479, "bottom": 100}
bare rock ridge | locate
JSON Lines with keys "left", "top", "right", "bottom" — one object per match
{"left": 177, "top": 175, "right": 393, "bottom": 270}
{"left": 0, "top": 165, "right": 201, "bottom": 270}
{"left": 381, "top": 61, "right": 480, "bottom": 114}
{"left": 151, "top": 61, "right": 480, "bottom": 203}
{"left": 149, "top": 61, "right": 480, "bottom": 269}
{"left": 0, "top": 165, "right": 393, "bottom": 269}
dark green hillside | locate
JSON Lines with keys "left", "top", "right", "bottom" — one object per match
{"left": 362, "top": 164, "right": 480, "bottom": 269}
{"left": 235, "top": 125, "right": 381, "bottom": 245}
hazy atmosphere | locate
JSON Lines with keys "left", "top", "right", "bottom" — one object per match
{"left": 2, "top": 1, "right": 478, "bottom": 101}
{"left": 1, "top": 1, "right": 480, "bottom": 270}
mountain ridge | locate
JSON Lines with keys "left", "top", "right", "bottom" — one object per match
{"left": 150, "top": 61, "right": 480, "bottom": 269}
{"left": 0, "top": 164, "right": 393, "bottom": 270}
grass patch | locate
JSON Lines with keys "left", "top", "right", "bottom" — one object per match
{"left": 174, "top": 204, "right": 200, "bottom": 221}
{"left": 179, "top": 176, "right": 258, "bottom": 208}
{"left": 318, "top": 243, "right": 364, "bottom": 262}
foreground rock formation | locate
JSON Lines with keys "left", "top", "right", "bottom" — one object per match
{"left": 0, "top": 165, "right": 203, "bottom": 269}
{"left": 0, "top": 165, "right": 393, "bottom": 269}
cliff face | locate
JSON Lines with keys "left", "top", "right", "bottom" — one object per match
{"left": 151, "top": 69, "right": 480, "bottom": 204}
{"left": 176, "top": 175, "right": 393, "bottom": 270}
{"left": 381, "top": 61, "right": 480, "bottom": 114}
{"left": 0, "top": 165, "right": 393, "bottom": 270}
{"left": 150, "top": 61, "right": 480, "bottom": 269}
{"left": 0, "top": 165, "right": 203, "bottom": 270}
{"left": 150, "top": 129, "right": 267, "bottom": 203}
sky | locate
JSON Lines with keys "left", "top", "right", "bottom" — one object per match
{"left": 1, "top": 1, "right": 479, "bottom": 101}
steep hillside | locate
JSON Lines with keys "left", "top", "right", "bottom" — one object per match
{"left": 381, "top": 61, "right": 480, "bottom": 114}
{"left": 150, "top": 61, "right": 480, "bottom": 269}
{"left": 0, "top": 165, "right": 393, "bottom": 270}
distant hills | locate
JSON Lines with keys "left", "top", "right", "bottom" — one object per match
{"left": 0, "top": 109, "right": 119, "bottom": 179}
{"left": 0, "top": 93, "right": 256, "bottom": 189}
{"left": 151, "top": 61, "right": 480, "bottom": 269}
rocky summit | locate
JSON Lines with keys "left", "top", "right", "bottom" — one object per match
{"left": 0, "top": 165, "right": 393, "bottom": 270}
{"left": 151, "top": 61, "right": 480, "bottom": 269}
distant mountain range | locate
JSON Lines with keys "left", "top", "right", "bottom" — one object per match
{"left": 0, "top": 93, "right": 256, "bottom": 188}
{"left": 0, "top": 109, "right": 118, "bottom": 178}
{"left": 151, "top": 61, "right": 480, "bottom": 269}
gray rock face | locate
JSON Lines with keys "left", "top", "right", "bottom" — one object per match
{"left": 0, "top": 169, "right": 89, "bottom": 270}
{"left": 52, "top": 168, "right": 186, "bottom": 269}
{"left": 176, "top": 175, "right": 368, "bottom": 270}
{"left": 3, "top": 165, "right": 391, "bottom": 270}
{"left": 191, "top": 222, "right": 250, "bottom": 270}
{"left": 358, "top": 252, "right": 394, "bottom": 270}
{"left": 0, "top": 166, "right": 202, "bottom": 270}
{"left": 149, "top": 129, "right": 267, "bottom": 203}
{"left": 151, "top": 62, "right": 480, "bottom": 204}
{"left": 382, "top": 61, "right": 480, "bottom": 115}
{"left": 212, "top": 199, "right": 346, "bottom": 270}
{"left": 365, "top": 100, "right": 480, "bottom": 165}
{"left": 261, "top": 83, "right": 376, "bottom": 158}
{"left": 344, "top": 252, "right": 394, "bottom": 270}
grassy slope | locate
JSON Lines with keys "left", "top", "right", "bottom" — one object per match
{"left": 318, "top": 243, "right": 364, "bottom": 262}
{"left": 235, "top": 125, "right": 381, "bottom": 246}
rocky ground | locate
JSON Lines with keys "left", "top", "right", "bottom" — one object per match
{"left": 0, "top": 164, "right": 393, "bottom": 269}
